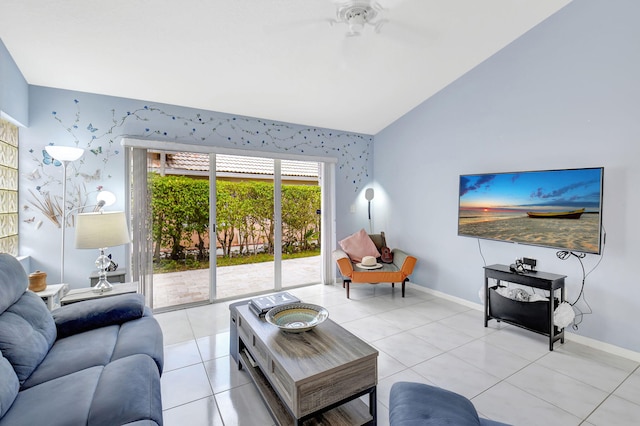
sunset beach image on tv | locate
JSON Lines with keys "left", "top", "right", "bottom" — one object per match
{"left": 458, "top": 167, "right": 604, "bottom": 254}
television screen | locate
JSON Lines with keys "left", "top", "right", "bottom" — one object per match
{"left": 458, "top": 167, "right": 604, "bottom": 254}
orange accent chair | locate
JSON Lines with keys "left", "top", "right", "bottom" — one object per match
{"left": 333, "top": 232, "right": 417, "bottom": 298}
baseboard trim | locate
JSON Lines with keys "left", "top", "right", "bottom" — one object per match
{"left": 408, "top": 282, "right": 640, "bottom": 362}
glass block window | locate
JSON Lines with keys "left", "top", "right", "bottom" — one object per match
{"left": 0, "top": 119, "right": 19, "bottom": 256}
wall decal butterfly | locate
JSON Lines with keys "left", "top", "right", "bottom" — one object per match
{"left": 90, "top": 146, "right": 102, "bottom": 155}
{"left": 42, "top": 149, "right": 61, "bottom": 166}
{"left": 87, "top": 123, "right": 98, "bottom": 132}
{"left": 25, "top": 169, "right": 41, "bottom": 181}
{"left": 23, "top": 217, "right": 35, "bottom": 223}
{"left": 80, "top": 169, "right": 101, "bottom": 182}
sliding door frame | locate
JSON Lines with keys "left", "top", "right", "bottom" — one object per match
{"left": 122, "top": 138, "right": 337, "bottom": 309}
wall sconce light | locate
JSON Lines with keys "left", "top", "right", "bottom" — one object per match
{"left": 365, "top": 188, "right": 374, "bottom": 233}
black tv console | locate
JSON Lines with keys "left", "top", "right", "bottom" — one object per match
{"left": 484, "top": 264, "right": 566, "bottom": 351}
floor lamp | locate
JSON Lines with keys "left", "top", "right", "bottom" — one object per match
{"left": 45, "top": 145, "right": 84, "bottom": 283}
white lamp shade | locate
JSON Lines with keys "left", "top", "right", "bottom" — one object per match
{"left": 75, "top": 211, "right": 130, "bottom": 249}
{"left": 45, "top": 145, "right": 85, "bottom": 162}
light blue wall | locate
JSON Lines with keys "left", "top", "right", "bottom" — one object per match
{"left": 19, "top": 86, "right": 373, "bottom": 287}
{"left": 0, "top": 39, "right": 28, "bottom": 126}
{"left": 374, "top": 0, "right": 640, "bottom": 352}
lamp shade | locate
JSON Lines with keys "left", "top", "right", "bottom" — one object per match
{"left": 75, "top": 211, "right": 130, "bottom": 249}
{"left": 45, "top": 145, "right": 84, "bottom": 162}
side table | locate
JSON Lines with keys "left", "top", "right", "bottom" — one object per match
{"left": 61, "top": 282, "right": 138, "bottom": 305}
{"left": 34, "top": 283, "right": 69, "bottom": 311}
{"left": 484, "top": 264, "right": 566, "bottom": 350}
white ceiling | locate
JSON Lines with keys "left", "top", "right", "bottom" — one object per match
{"left": 0, "top": 0, "right": 571, "bottom": 135}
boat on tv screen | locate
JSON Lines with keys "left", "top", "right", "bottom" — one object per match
{"left": 458, "top": 168, "right": 603, "bottom": 254}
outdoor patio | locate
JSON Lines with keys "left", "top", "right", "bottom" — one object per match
{"left": 152, "top": 255, "right": 322, "bottom": 309}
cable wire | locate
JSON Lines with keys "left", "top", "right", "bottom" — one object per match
{"left": 555, "top": 225, "right": 606, "bottom": 329}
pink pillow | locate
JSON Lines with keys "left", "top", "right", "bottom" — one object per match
{"left": 339, "top": 229, "right": 381, "bottom": 262}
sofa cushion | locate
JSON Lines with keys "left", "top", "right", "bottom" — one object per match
{"left": 89, "top": 354, "right": 162, "bottom": 426}
{"left": 0, "top": 254, "right": 28, "bottom": 314}
{"left": 113, "top": 316, "right": 164, "bottom": 374}
{"left": 389, "top": 382, "right": 481, "bottom": 426}
{"left": 21, "top": 325, "right": 119, "bottom": 389}
{"left": 338, "top": 228, "right": 381, "bottom": 262}
{"left": 0, "top": 366, "right": 103, "bottom": 426}
{"left": 0, "top": 351, "right": 19, "bottom": 418}
{"left": 53, "top": 293, "right": 145, "bottom": 339}
{"left": 0, "top": 292, "right": 56, "bottom": 385}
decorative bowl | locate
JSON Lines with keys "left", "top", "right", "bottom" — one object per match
{"left": 265, "top": 303, "right": 329, "bottom": 333}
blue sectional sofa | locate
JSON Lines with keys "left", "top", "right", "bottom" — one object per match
{"left": 0, "top": 253, "right": 164, "bottom": 426}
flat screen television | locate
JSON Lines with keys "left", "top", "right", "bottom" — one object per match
{"left": 458, "top": 167, "right": 604, "bottom": 254}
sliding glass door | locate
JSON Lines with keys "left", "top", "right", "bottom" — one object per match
{"left": 126, "top": 141, "right": 334, "bottom": 311}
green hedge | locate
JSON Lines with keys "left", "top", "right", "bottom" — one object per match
{"left": 150, "top": 174, "right": 320, "bottom": 260}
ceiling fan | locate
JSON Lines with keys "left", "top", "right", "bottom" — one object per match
{"left": 330, "top": 0, "right": 405, "bottom": 37}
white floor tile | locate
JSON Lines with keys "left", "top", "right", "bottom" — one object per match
{"left": 449, "top": 338, "right": 531, "bottom": 380}
{"left": 341, "top": 315, "right": 403, "bottom": 342}
{"left": 438, "top": 309, "right": 502, "bottom": 338}
{"left": 375, "top": 305, "right": 434, "bottom": 331}
{"left": 373, "top": 331, "right": 443, "bottom": 367}
{"left": 505, "top": 363, "right": 609, "bottom": 419}
{"left": 408, "top": 321, "right": 478, "bottom": 351}
{"left": 203, "top": 355, "right": 252, "bottom": 394}
{"left": 472, "top": 381, "right": 582, "bottom": 426}
{"left": 156, "top": 309, "right": 196, "bottom": 345}
{"left": 411, "top": 352, "right": 501, "bottom": 399}
{"left": 161, "top": 363, "right": 213, "bottom": 410}
{"left": 481, "top": 325, "right": 551, "bottom": 361}
{"left": 536, "top": 342, "right": 639, "bottom": 393}
{"left": 585, "top": 394, "right": 640, "bottom": 426}
{"left": 214, "top": 382, "right": 275, "bottom": 426}
{"left": 196, "top": 333, "right": 230, "bottom": 362}
{"left": 164, "top": 339, "right": 203, "bottom": 372}
{"left": 163, "top": 396, "right": 224, "bottom": 426}
{"left": 613, "top": 366, "right": 640, "bottom": 404}
{"left": 159, "top": 283, "right": 639, "bottom": 425}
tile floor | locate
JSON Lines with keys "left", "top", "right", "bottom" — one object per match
{"left": 156, "top": 282, "right": 640, "bottom": 426}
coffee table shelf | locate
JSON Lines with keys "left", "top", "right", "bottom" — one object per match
{"left": 233, "top": 304, "right": 377, "bottom": 425}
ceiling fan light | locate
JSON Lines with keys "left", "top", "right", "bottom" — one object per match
{"left": 337, "top": 2, "right": 377, "bottom": 36}
{"left": 349, "top": 19, "right": 366, "bottom": 35}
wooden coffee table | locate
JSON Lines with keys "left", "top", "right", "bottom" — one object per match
{"left": 233, "top": 304, "right": 378, "bottom": 425}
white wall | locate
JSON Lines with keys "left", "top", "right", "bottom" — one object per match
{"left": 0, "top": 39, "right": 28, "bottom": 126}
{"left": 374, "top": 0, "right": 640, "bottom": 352}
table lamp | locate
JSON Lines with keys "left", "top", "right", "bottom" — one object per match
{"left": 75, "top": 211, "right": 130, "bottom": 293}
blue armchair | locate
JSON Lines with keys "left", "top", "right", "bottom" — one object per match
{"left": 390, "top": 382, "right": 511, "bottom": 426}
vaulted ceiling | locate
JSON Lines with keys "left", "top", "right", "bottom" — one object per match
{"left": 0, "top": 0, "right": 571, "bottom": 134}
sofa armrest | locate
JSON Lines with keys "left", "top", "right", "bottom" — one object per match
{"left": 391, "top": 249, "right": 417, "bottom": 277}
{"left": 53, "top": 293, "right": 146, "bottom": 339}
{"left": 333, "top": 249, "right": 354, "bottom": 278}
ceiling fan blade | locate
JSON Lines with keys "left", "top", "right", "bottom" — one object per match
{"left": 376, "top": 18, "right": 434, "bottom": 48}
{"left": 374, "top": 0, "right": 409, "bottom": 10}
{"left": 264, "top": 17, "right": 333, "bottom": 35}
